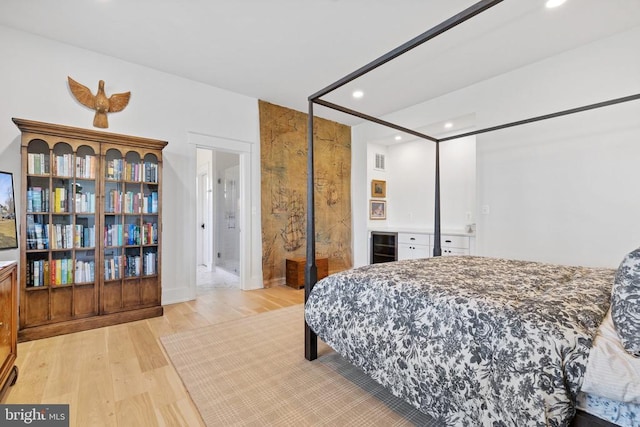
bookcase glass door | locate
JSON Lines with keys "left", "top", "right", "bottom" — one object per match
{"left": 102, "top": 148, "right": 161, "bottom": 313}
{"left": 142, "top": 153, "right": 159, "bottom": 280}
{"left": 103, "top": 148, "right": 124, "bottom": 312}
{"left": 24, "top": 139, "right": 98, "bottom": 327}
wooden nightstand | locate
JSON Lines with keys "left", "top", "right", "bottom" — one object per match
{"left": 285, "top": 257, "right": 328, "bottom": 289}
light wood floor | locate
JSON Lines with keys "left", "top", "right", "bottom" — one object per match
{"left": 2, "top": 285, "right": 304, "bottom": 426}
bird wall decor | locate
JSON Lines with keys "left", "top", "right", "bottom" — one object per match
{"left": 67, "top": 76, "right": 131, "bottom": 128}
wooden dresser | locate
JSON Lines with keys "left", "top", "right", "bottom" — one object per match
{"left": 0, "top": 261, "right": 18, "bottom": 400}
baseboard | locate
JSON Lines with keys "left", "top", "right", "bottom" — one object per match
{"left": 163, "top": 286, "right": 196, "bottom": 305}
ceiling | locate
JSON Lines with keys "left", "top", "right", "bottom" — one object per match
{"left": 0, "top": 0, "right": 639, "bottom": 127}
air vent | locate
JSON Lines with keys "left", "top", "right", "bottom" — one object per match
{"left": 374, "top": 153, "right": 385, "bottom": 171}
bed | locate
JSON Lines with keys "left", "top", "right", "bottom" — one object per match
{"left": 302, "top": 1, "right": 640, "bottom": 426}
{"left": 305, "top": 256, "right": 640, "bottom": 426}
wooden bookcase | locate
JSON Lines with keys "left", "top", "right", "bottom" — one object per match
{"left": 14, "top": 118, "right": 167, "bottom": 341}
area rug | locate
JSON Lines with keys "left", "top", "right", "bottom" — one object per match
{"left": 160, "top": 304, "right": 440, "bottom": 426}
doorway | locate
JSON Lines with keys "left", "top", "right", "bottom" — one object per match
{"left": 196, "top": 147, "right": 241, "bottom": 291}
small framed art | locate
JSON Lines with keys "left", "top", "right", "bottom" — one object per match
{"left": 369, "top": 200, "right": 386, "bottom": 220}
{"left": 371, "top": 180, "right": 386, "bottom": 198}
{"left": 0, "top": 171, "right": 18, "bottom": 250}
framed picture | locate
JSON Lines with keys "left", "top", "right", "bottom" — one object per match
{"left": 371, "top": 179, "right": 386, "bottom": 198}
{"left": 369, "top": 200, "right": 386, "bottom": 220}
{"left": 0, "top": 171, "right": 18, "bottom": 250}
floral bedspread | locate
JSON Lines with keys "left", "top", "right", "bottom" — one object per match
{"left": 304, "top": 256, "right": 615, "bottom": 427}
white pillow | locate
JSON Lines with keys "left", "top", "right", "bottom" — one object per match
{"left": 581, "top": 309, "right": 640, "bottom": 403}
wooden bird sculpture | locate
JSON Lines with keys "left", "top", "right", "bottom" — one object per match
{"left": 68, "top": 76, "right": 131, "bottom": 128}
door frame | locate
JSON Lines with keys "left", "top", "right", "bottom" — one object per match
{"left": 196, "top": 160, "right": 213, "bottom": 270}
{"left": 189, "top": 132, "right": 252, "bottom": 291}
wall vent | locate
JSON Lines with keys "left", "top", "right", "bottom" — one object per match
{"left": 374, "top": 153, "right": 386, "bottom": 171}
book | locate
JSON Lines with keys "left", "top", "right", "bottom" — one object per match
{"left": 151, "top": 192, "right": 158, "bottom": 213}
{"left": 74, "top": 225, "right": 83, "bottom": 248}
{"left": 54, "top": 187, "right": 67, "bottom": 213}
{"left": 43, "top": 261, "right": 50, "bottom": 286}
{"left": 59, "top": 259, "right": 66, "bottom": 285}
{"left": 34, "top": 223, "right": 44, "bottom": 249}
{"left": 32, "top": 187, "right": 42, "bottom": 212}
{"left": 54, "top": 259, "right": 61, "bottom": 285}
{"left": 67, "top": 259, "right": 73, "bottom": 284}
{"left": 33, "top": 260, "right": 40, "bottom": 286}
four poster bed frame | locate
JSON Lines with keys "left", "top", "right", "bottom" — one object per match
{"left": 302, "top": 0, "right": 639, "bottom": 425}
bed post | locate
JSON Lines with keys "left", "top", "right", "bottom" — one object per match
{"left": 433, "top": 141, "right": 442, "bottom": 256}
{"left": 305, "top": 100, "right": 319, "bottom": 361}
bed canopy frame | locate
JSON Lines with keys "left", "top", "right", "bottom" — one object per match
{"left": 304, "top": 0, "right": 640, "bottom": 361}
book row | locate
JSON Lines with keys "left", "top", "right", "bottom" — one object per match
{"left": 105, "top": 190, "right": 158, "bottom": 214}
{"left": 106, "top": 159, "right": 159, "bottom": 183}
{"left": 104, "top": 223, "right": 158, "bottom": 247}
{"left": 28, "top": 153, "right": 97, "bottom": 178}
{"left": 27, "top": 187, "right": 96, "bottom": 214}
{"left": 28, "top": 153, "right": 157, "bottom": 182}
{"left": 29, "top": 187, "right": 158, "bottom": 214}
{"left": 26, "top": 152, "right": 50, "bottom": 175}
{"left": 26, "top": 258, "right": 95, "bottom": 287}
{"left": 26, "top": 223, "right": 96, "bottom": 250}
{"left": 104, "top": 252, "right": 157, "bottom": 280}
{"left": 27, "top": 252, "right": 157, "bottom": 285}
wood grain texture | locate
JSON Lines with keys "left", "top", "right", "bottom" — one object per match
{"left": 0, "top": 262, "right": 18, "bottom": 401}
{"left": 1, "top": 285, "right": 304, "bottom": 426}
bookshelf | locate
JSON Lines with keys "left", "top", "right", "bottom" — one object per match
{"left": 15, "top": 118, "right": 167, "bottom": 341}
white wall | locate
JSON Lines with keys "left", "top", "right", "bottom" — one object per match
{"left": 364, "top": 137, "right": 475, "bottom": 230}
{"left": 0, "top": 25, "right": 263, "bottom": 303}
{"left": 385, "top": 136, "right": 475, "bottom": 231}
{"left": 366, "top": 143, "right": 387, "bottom": 227}
{"left": 353, "top": 25, "right": 640, "bottom": 268}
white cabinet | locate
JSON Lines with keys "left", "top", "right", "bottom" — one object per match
{"left": 398, "top": 233, "right": 430, "bottom": 260}
{"left": 371, "top": 230, "right": 475, "bottom": 264}
{"left": 440, "top": 234, "right": 470, "bottom": 256}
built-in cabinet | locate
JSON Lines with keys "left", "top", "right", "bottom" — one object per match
{"left": 438, "top": 234, "right": 471, "bottom": 256}
{"left": 15, "top": 118, "right": 167, "bottom": 341}
{"left": 398, "top": 232, "right": 430, "bottom": 260}
{"left": 371, "top": 230, "right": 474, "bottom": 263}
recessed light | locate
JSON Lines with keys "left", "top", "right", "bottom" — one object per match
{"left": 352, "top": 90, "right": 364, "bottom": 99}
{"left": 394, "top": 135, "right": 402, "bottom": 141}
{"left": 545, "top": 0, "right": 566, "bottom": 8}
{"left": 444, "top": 122, "right": 453, "bottom": 129}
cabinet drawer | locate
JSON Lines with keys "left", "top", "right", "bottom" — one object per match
{"left": 398, "top": 233, "right": 429, "bottom": 246}
{"left": 440, "top": 235, "right": 469, "bottom": 249}
{"left": 398, "top": 243, "right": 430, "bottom": 260}
{"left": 441, "top": 247, "right": 470, "bottom": 256}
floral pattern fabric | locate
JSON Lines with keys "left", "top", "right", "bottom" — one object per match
{"left": 305, "top": 256, "right": 615, "bottom": 427}
{"left": 611, "top": 248, "right": 640, "bottom": 357}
